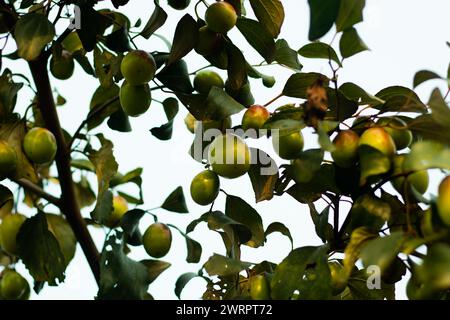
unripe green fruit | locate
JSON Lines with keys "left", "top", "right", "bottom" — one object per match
{"left": 104, "top": 196, "right": 129, "bottom": 228}
{"left": 120, "top": 50, "right": 156, "bottom": 85}
{"left": 391, "top": 154, "right": 429, "bottom": 195}
{"left": 0, "top": 213, "right": 26, "bottom": 255}
{"left": 272, "top": 130, "right": 304, "bottom": 160}
{"left": 359, "top": 127, "right": 396, "bottom": 157}
{"left": 377, "top": 117, "right": 412, "bottom": 150}
{"left": 328, "top": 262, "right": 347, "bottom": 295}
{"left": 249, "top": 274, "right": 270, "bottom": 300}
{"left": 168, "top": 0, "right": 190, "bottom": 10}
{"left": 23, "top": 127, "right": 57, "bottom": 164}
{"left": 0, "top": 270, "right": 29, "bottom": 300}
{"left": 190, "top": 170, "right": 220, "bottom": 205}
{"left": 205, "top": 2, "right": 237, "bottom": 34}
{"left": 143, "top": 223, "right": 172, "bottom": 258}
{"left": 331, "top": 130, "right": 359, "bottom": 168}
{"left": 184, "top": 113, "right": 196, "bottom": 133}
{"left": 208, "top": 133, "right": 251, "bottom": 179}
{"left": 50, "top": 51, "right": 75, "bottom": 80}
{"left": 193, "top": 70, "right": 224, "bottom": 94}
{"left": 0, "top": 140, "right": 17, "bottom": 177}
{"left": 119, "top": 81, "right": 151, "bottom": 117}
{"left": 195, "top": 26, "right": 220, "bottom": 56}
{"left": 437, "top": 176, "right": 450, "bottom": 226}
{"left": 241, "top": 105, "right": 270, "bottom": 131}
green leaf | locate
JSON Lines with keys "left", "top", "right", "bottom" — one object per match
{"left": 104, "top": 27, "right": 131, "bottom": 53}
{"left": 0, "top": 69, "right": 23, "bottom": 119}
{"left": 161, "top": 186, "right": 189, "bottom": 213}
{"left": 428, "top": 88, "right": 450, "bottom": 127}
{"left": 97, "top": 233, "right": 150, "bottom": 299}
{"left": 326, "top": 87, "right": 359, "bottom": 121}
{"left": 339, "top": 27, "right": 368, "bottom": 58}
{"left": 358, "top": 145, "right": 391, "bottom": 186}
{"left": 407, "top": 114, "right": 450, "bottom": 146}
{"left": 274, "top": 39, "right": 302, "bottom": 71}
{"left": 317, "top": 120, "right": 338, "bottom": 152}
{"left": 204, "top": 86, "right": 245, "bottom": 121}
{"left": 93, "top": 48, "right": 122, "bottom": 89}
{"left": 375, "top": 86, "right": 427, "bottom": 113}
{"left": 307, "top": 0, "right": 340, "bottom": 41}
{"left": 246, "top": 64, "right": 276, "bottom": 87}
{"left": 247, "top": 148, "right": 278, "bottom": 202}
{"left": 262, "top": 104, "right": 305, "bottom": 131}
{"left": 14, "top": 13, "right": 55, "bottom": 60}
{"left": 74, "top": 177, "right": 96, "bottom": 208}
{"left": 107, "top": 108, "right": 132, "bottom": 133}
{"left": 150, "top": 97, "right": 179, "bottom": 140}
{"left": 347, "top": 268, "right": 395, "bottom": 300}
{"left": 310, "top": 204, "right": 333, "bottom": 244}
{"left": 73, "top": 51, "right": 95, "bottom": 75}
{"left": 236, "top": 17, "right": 276, "bottom": 63}
{"left": 225, "top": 195, "right": 265, "bottom": 248}
{"left": 88, "top": 135, "right": 119, "bottom": 224}
{"left": 71, "top": 158, "right": 95, "bottom": 172}
{"left": 46, "top": 214, "right": 77, "bottom": 266}
{"left": 265, "top": 222, "right": 293, "bottom": 250}
{"left": 290, "top": 149, "right": 324, "bottom": 183}
{"left": 360, "top": 232, "right": 405, "bottom": 273}
{"left": 339, "top": 82, "right": 384, "bottom": 106}
{"left": 156, "top": 59, "right": 193, "bottom": 93}
{"left": 249, "top": 0, "right": 285, "bottom": 38}
{"left": 169, "top": 224, "right": 202, "bottom": 263}
{"left": 140, "top": 259, "right": 171, "bottom": 284}
{"left": 120, "top": 209, "right": 145, "bottom": 246}
{"left": 413, "top": 70, "right": 442, "bottom": 88}
{"left": 166, "top": 14, "right": 198, "bottom": 67}
{"left": 17, "top": 212, "right": 66, "bottom": 285}
{"left": 204, "top": 254, "right": 251, "bottom": 276}
{"left": 282, "top": 72, "right": 329, "bottom": 98}
{"left": 298, "top": 42, "right": 342, "bottom": 67}
{"left": 403, "top": 141, "right": 450, "bottom": 172}
{"left": 417, "top": 244, "right": 450, "bottom": 291}
{"left": 175, "top": 272, "right": 199, "bottom": 299}
{"left": 88, "top": 84, "right": 121, "bottom": 130}
{"left": 140, "top": 2, "right": 167, "bottom": 39}
{"left": 335, "top": 0, "right": 365, "bottom": 32}
{"left": 345, "top": 195, "right": 391, "bottom": 234}
{"left": 76, "top": 5, "right": 111, "bottom": 52}
{"left": 343, "top": 227, "right": 377, "bottom": 275}
{"left": 110, "top": 168, "right": 144, "bottom": 204}
{"left": 0, "top": 184, "right": 13, "bottom": 217}
{"left": 225, "top": 43, "right": 247, "bottom": 92}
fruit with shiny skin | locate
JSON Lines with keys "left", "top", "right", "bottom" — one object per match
{"left": 119, "top": 81, "right": 151, "bottom": 117}
{"left": 0, "top": 213, "right": 26, "bottom": 255}
{"left": 359, "top": 127, "right": 396, "bottom": 157}
{"left": 195, "top": 26, "right": 220, "bottom": 56}
{"left": 331, "top": 130, "right": 359, "bottom": 168}
{"left": 168, "top": 0, "right": 190, "bottom": 10}
{"left": 50, "top": 51, "right": 75, "bottom": 80}
{"left": 193, "top": 70, "right": 224, "bottom": 94}
{"left": 391, "top": 154, "right": 429, "bottom": 195}
{"left": 241, "top": 105, "right": 270, "bottom": 131}
{"left": 329, "top": 262, "right": 347, "bottom": 295}
{"left": 105, "top": 196, "right": 129, "bottom": 228}
{"left": 143, "top": 223, "right": 172, "bottom": 258}
{"left": 23, "top": 127, "right": 57, "bottom": 164}
{"left": 377, "top": 117, "right": 412, "bottom": 150}
{"left": 208, "top": 133, "right": 251, "bottom": 179}
{"left": 205, "top": 2, "right": 237, "bottom": 34}
{"left": 184, "top": 113, "right": 232, "bottom": 133}
{"left": 0, "top": 270, "right": 29, "bottom": 300}
{"left": 272, "top": 130, "right": 304, "bottom": 160}
{"left": 190, "top": 170, "right": 220, "bottom": 205}
{"left": 0, "top": 140, "right": 17, "bottom": 177}
{"left": 437, "top": 176, "right": 450, "bottom": 226}
{"left": 120, "top": 50, "right": 156, "bottom": 85}
{"left": 249, "top": 274, "right": 270, "bottom": 300}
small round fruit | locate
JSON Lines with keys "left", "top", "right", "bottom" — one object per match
{"left": 377, "top": 117, "right": 412, "bottom": 150}
{"left": 331, "top": 130, "right": 359, "bottom": 168}
{"left": 249, "top": 274, "right": 270, "bottom": 300}
{"left": 143, "top": 223, "right": 172, "bottom": 258}
{"left": 168, "top": 0, "right": 190, "bottom": 10}
{"left": 23, "top": 128, "right": 57, "bottom": 164}
{"left": 205, "top": 1, "right": 237, "bottom": 34}
{"left": 190, "top": 170, "right": 220, "bottom": 205}
{"left": 329, "top": 262, "right": 347, "bottom": 295}
{"left": 0, "top": 140, "right": 17, "bottom": 176}
{"left": 391, "top": 154, "right": 429, "bottom": 195}
{"left": 195, "top": 26, "right": 220, "bottom": 56}
{"left": 105, "top": 196, "right": 129, "bottom": 228}
{"left": 50, "top": 51, "right": 75, "bottom": 80}
{"left": 208, "top": 133, "right": 251, "bottom": 179}
{"left": 241, "top": 105, "right": 270, "bottom": 131}
{"left": 193, "top": 70, "right": 224, "bottom": 94}
{"left": 359, "top": 127, "right": 396, "bottom": 157}
{"left": 0, "top": 213, "right": 26, "bottom": 255}
{"left": 120, "top": 50, "right": 156, "bottom": 85}
{"left": 437, "top": 176, "right": 450, "bottom": 226}
{"left": 272, "top": 130, "right": 304, "bottom": 160}
{"left": 119, "top": 82, "right": 151, "bottom": 117}
{"left": 184, "top": 113, "right": 196, "bottom": 133}
{"left": 0, "top": 270, "right": 29, "bottom": 300}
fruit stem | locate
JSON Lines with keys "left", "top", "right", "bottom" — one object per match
{"left": 263, "top": 93, "right": 282, "bottom": 108}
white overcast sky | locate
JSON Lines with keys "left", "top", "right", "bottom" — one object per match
{"left": 3, "top": 0, "right": 450, "bottom": 299}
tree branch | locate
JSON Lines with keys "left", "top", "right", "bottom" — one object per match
{"left": 28, "top": 56, "right": 101, "bottom": 284}
{"left": 12, "top": 178, "right": 61, "bottom": 207}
